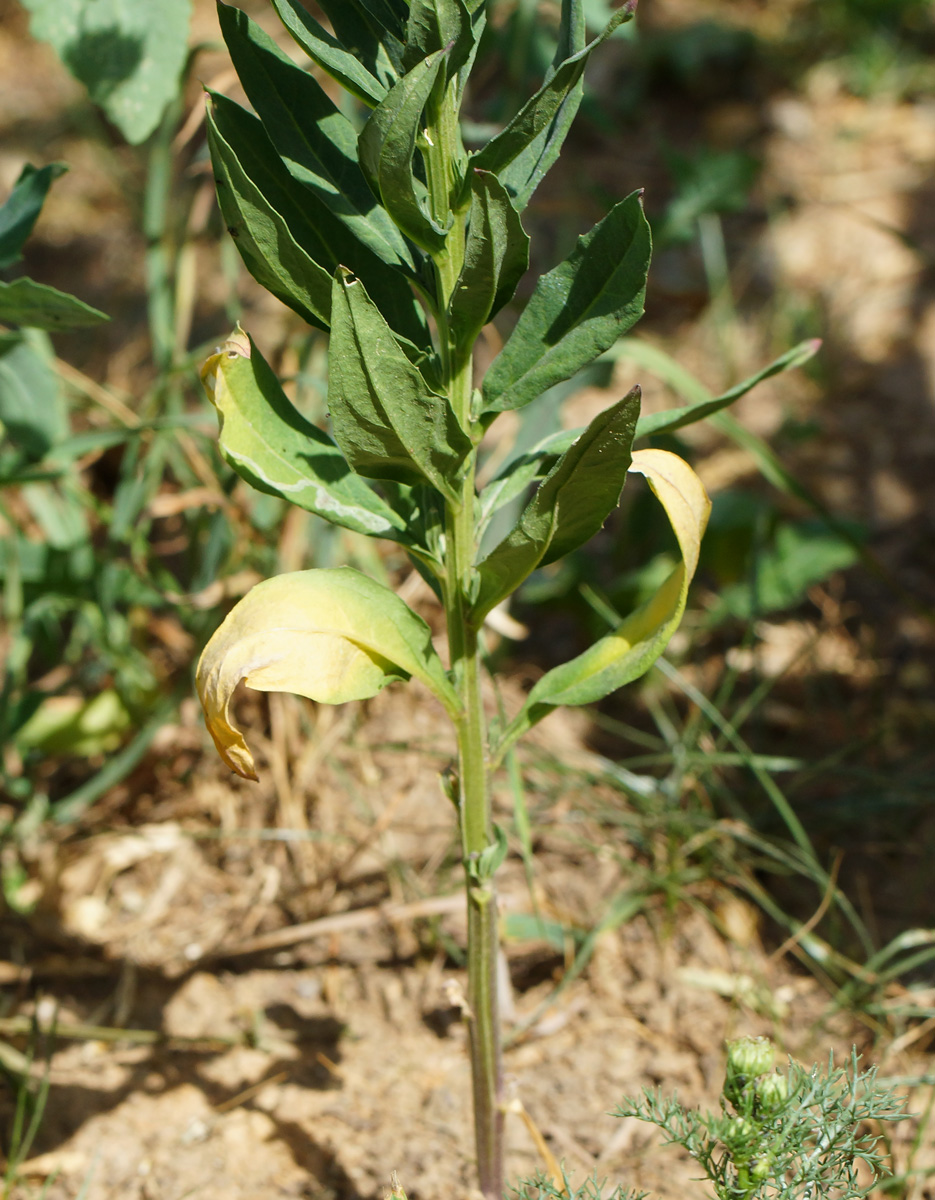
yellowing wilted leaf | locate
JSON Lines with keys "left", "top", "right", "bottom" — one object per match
{"left": 628, "top": 447, "right": 709, "bottom": 580}
{"left": 196, "top": 567, "right": 459, "bottom": 780}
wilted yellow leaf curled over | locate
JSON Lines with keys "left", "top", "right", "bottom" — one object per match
{"left": 196, "top": 567, "right": 460, "bottom": 780}
{"left": 628, "top": 447, "right": 709, "bottom": 581}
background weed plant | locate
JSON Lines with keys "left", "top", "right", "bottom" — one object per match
{"left": 511, "top": 1037, "right": 905, "bottom": 1200}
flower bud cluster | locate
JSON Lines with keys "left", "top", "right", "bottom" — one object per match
{"left": 721, "top": 1038, "right": 793, "bottom": 1191}
{"left": 724, "top": 1036, "right": 790, "bottom": 1117}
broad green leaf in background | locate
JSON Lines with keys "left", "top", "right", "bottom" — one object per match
{"left": 474, "top": 387, "right": 640, "bottom": 618}
{"left": 328, "top": 270, "right": 471, "bottom": 502}
{"left": 358, "top": 49, "right": 451, "bottom": 253}
{"left": 448, "top": 169, "right": 530, "bottom": 353}
{"left": 16, "top": 690, "right": 133, "bottom": 757}
{"left": 207, "top": 93, "right": 431, "bottom": 348}
{"left": 0, "top": 163, "right": 67, "bottom": 270}
{"left": 20, "top": 0, "right": 192, "bottom": 144}
{"left": 707, "top": 520, "right": 861, "bottom": 625}
{"left": 271, "top": 0, "right": 390, "bottom": 105}
{"left": 495, "top": 448, "right": 710, "bottom": 756}
{"left": 656, "top": 146, "right": 759, "bottom": 246}
{"left": 0, "top": 277, "right": 109, "bottom": 331}
{"left": 0, "top": 332, "right": 67, "bottom": 461}
{"left": 481, "top": 191, "right": 651, "bottom": 418}
{"left": 22, "top": 481, "right": 89, "bottom": 549}
{"left": 218, "top": 3, "right": 413, "bottom": 273}
{"left": 404, "top": 0, "right": 473, "bottom": 77}
{"left": 472, "top": 3, "right": 634, "bottom": 210}
{"left": 201, "top": 330, "right": 413, "bottom": 545}
{"left": 196, "top": 567, "right": 460, "bottom": 779}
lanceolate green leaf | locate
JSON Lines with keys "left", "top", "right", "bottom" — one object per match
{"left": 0, "top": 278, "right": 108, "bottom": 330}
{"left": 493, "top": 0, "right": 587, "bottom": 210}
{"left": 404, "top": 0, "right": 473, "bottom": 77}
{"left": 271, "top": 0, "right": 390, "bottom": 105}
{"left": 481, "top": 191, "right": 651, "bottom": 418}
{"left": 329, "top": 270, "right": 472, "bottom": 502}
{"left": 448, "top": 170, "right": 529, "bottom": 353}
{"left": 207, "top": 95, "right": 331, "bottom": 330}
{"left": 317, "top": 0, "right": 408, "bottom": 74}
{"left": 207, "top": 93, "right": 430, "bottom": 348}
{"left": 218, "top": 3, "right": 413, "bottom": 273}
{"left": 474, "top": 388, "right": 640, "bottom": 618}
{"left": 201, "top": 331, "right": 412, "bottom": 545}
{"left": 358, "top": 50, "right": 450, "bottom": 253}
{"left": 494, "top": 449, "right": 711, "bottom": 756}
{"left": 323, "top": 0, "right": 407, "bottom": 46}
{"left": 0, "top": 163, "right": 67, "bottom": 270}
{"left": 472, "top": 3, "right": 634, "bottom": 209}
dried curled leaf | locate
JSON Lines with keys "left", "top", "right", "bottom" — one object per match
{"left": 196, "top": 567, "right": 459, "bottom": 779}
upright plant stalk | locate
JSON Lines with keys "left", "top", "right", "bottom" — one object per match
{"left": 195, "top": 3, "right": 730, "bottom": 1195}
{"left": 425, "top": 72, "right": 504, "bottom": 1197}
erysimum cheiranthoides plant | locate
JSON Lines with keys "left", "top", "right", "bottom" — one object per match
{"left": 195, "top": 2, "right": 713, "bottom": 1196}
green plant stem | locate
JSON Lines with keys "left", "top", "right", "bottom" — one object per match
{"left": 427, "top": 74, "right": 505, "bottom": 1200}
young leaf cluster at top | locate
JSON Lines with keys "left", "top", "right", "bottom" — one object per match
{"left": 204, "top": 0, "right": 650, "bottom": 571}
{"left": 614, "top": 1038, "right": 905, "bottom": 1200}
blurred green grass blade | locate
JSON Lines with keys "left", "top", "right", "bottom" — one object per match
{"left": 505, "top": 746, "right": 538, "bottom": 905}
{"left": 626, "top": 338, "right": 822, "bottom": 439}
{"left": 502, "top": 912, "right": 568, "bottom": 951}
{"left": 654, "top": 657, "right": 815, "bottom": 855}
{"left": 477, "top": 427, "right": 577, "bottom": 531}
{"left": 22, "top": 482, "right": 89, "bottom": 549}
{"left": 0, "top": 163, "right": 67, "bottom": 270}
{"left": 505, "top": 887, "right": 649, "bottom": 1044}
{"left": 657, "top": 658, "right": 874, "bottom": 958}
{"left": 613, "top": 336, "right": 920, "bottom": 609}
